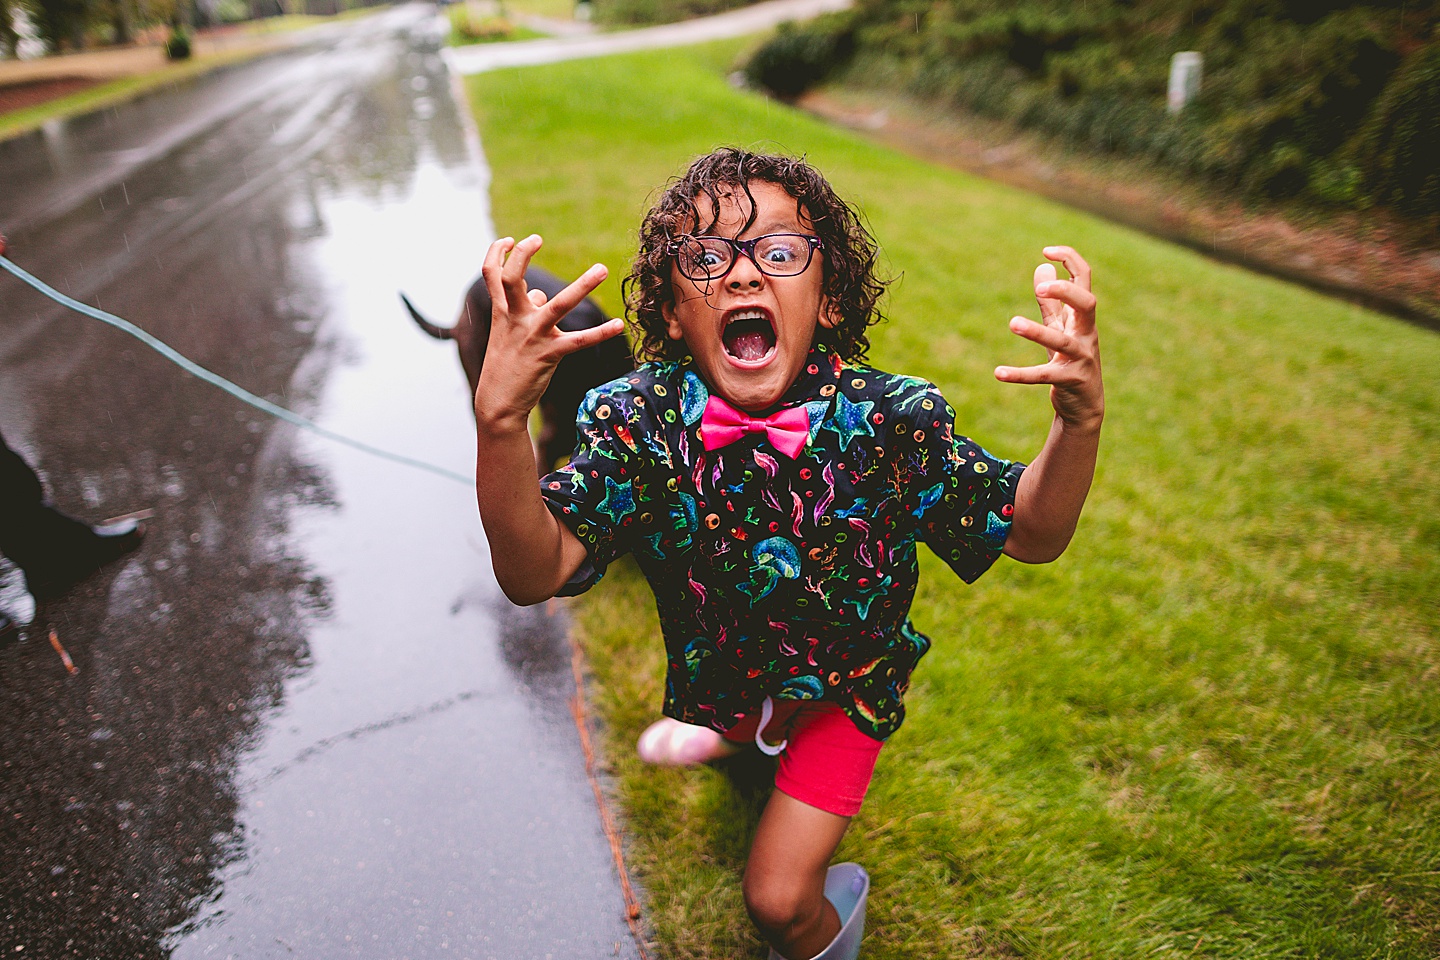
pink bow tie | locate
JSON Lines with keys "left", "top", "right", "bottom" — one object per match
{"left": 701, "top": 396, "right": 810, "bottom": 459}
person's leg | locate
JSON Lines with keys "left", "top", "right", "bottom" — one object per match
{"left": 0, "top": 428, "right": 95, "bottom": 565}
{"left": 743, "top": 791, "right": 849, "bottom": 960}
{"left": 0, "top": 427, "right": 145, "bottom": 600}
{"left": 637, "top": 700, "right": 805, "bottom": 766}
{"left": 636, "top": 717, "right": 744, "bottom": 765}
{"left": 0, "top": 428, "right": 43, "bottom": 498}
{"left": 746, "top": 703, "right": 882, "bottom": 957}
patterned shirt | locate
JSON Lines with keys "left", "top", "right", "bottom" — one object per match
{"left": 540, "top": 343, "right": 1025, "bottom": 740}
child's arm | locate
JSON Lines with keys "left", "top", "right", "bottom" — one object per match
{"left": 472, "top": 234, "right": 625, "bottom": 605}
{"left": 995, "top": 246, "right": 1104, "bottom": 564}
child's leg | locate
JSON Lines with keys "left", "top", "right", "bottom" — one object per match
{"left": 637, "top": 700, "right": 802, "bottom": 766}
{"left": 635, "top": 718, "right": 743, "bottom": 765}
{"left": 743, "top": 791, "right": 849, "bottom": 960}
{"left": 745, "top": 702, "right": 882, "bottom": 958}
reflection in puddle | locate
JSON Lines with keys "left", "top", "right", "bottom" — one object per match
{"left": 3, "top": 8, "right": 642, "bottom": 958}
{"left": 4, "top": 4, "right": 637, "bottom": 951}
{"left": 494, "top": 599, "right": 575, "bottom": 697}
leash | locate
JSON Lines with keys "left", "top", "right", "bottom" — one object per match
{"left": 0, "top": 255, "right": 473, "bottom": 487}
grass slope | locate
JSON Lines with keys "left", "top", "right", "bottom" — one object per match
{"left": 464, "top": 41, "right": 1440, "bottom": 959}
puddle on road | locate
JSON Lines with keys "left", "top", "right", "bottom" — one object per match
{"left": 0, "top": 9, "right": 635, "bottom": 958}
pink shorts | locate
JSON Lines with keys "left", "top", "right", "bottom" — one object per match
{"left": 722, "top": 700, "right": 883, "bottom": 817}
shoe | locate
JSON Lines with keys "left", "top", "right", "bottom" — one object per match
{"left": 636, "top": 718, "right": 743, "bottom": 766}
{"left": 768, "top": 863, "right": 869, "bottom": 960}
{"left": 26, "top": 518, "right": 146, "bottom": 601}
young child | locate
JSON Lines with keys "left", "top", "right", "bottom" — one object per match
{"left": 473, "top": 148, "right": 1103, "bottom": 960}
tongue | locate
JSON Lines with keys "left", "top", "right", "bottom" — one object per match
{"left": 728, "top": 330, "right": 772, "bottom": 362}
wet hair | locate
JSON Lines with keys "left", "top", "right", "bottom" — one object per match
{"left": 623, "top": 147, "right": 890, "bottom": 363}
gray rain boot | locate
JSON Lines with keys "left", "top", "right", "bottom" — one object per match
{"left": 769, "top": 862, "right": 869, "bottom": 960}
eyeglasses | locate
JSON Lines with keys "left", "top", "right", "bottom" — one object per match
{"left": 668, "top": 233, "right": 824, "bottom": 281}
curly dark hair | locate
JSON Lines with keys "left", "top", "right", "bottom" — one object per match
{"left": 623, "top": 147, "right": 890, "bottom": 363}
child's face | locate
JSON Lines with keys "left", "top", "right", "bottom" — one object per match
{"left": 661, "top": 181, "right": 836, "bottom": 412}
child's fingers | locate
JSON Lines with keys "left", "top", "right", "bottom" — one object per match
{"left": 994, "top": 361, "right": 1061, "bottom": 384}
{"left": 1033, "top": 279, "right": 1096, "bottom": 327}
{"left": 539, "top": 263, "right": 609, "bottom": 330}
{"left": 554, "top": 317, "right": 626, "bottom": 356}
{"left": 482, "top": 236, "right": 516, "bottom": 315}
{"left": 501, "top": 234, "right": 543, "bottom": 307}
{"left": 1033, "top": 263, "right": 1062, "bottom": 324}
{"left": 1043, "top": 245, "right": 1091, "bottom": 290}
{"left": 996, "top": 356, "right": 1097, "bottom": 387}
{"left": 1009, "top": 316, "right": 1081, "bottom": 357}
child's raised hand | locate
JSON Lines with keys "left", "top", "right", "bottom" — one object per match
{"left": 474, "top": 234, "right": 624, "bottom": 431}
{"left": 995, "top": 246, "right": 1103, "bottom": 432}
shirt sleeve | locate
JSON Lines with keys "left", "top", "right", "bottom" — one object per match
{"left": 538, "top": 380, "right": 647, "bottom": 596}
{"left": 907, "top": 385, "right": 1025, "bottom": 583}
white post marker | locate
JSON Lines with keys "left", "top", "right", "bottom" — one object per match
{"left": 1168, "top": 51, "right": 1203, "bottom": 114}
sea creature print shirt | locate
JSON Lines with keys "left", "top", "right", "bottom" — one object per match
{"left": 540, "top": 343, "right": 1025, "bottom": 741}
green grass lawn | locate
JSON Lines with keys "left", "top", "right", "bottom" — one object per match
{"left": 464, "top": 40, "right": 1440, "bottom": 959}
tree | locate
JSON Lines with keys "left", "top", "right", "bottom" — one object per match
{"left": 104, "top": 0, "right": 131, "bottom": 43}
{"left": 33, "top": 0, "right": 92, "bottom": 51}
{"left": 0, "top": 0, "right": 21, "bottom": 59}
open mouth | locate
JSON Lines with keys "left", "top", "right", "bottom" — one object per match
{"left": 721, "top": 310, "right": 777, "bottom": 363}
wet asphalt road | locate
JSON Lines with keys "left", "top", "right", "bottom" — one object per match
{"left": 0, "top": 6, "right": 640, "bottom": 957}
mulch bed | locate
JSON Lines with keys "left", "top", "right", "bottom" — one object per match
{"left": 0, "top": 77, "right": 104, "bottom": 114}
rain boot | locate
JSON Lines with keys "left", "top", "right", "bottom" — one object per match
{"left": 768, "top": 862, "right": 869, "bottom": 960}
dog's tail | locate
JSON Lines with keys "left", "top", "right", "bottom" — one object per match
{"left": 399, "top": 292, "right": 455, "bottom": 341}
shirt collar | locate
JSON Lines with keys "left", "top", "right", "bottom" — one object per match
{"left": 678, "top": 343, "right": 844, "bottom": 417}
{"left": 778, "top": 342, "right": 845, "bottom": 409}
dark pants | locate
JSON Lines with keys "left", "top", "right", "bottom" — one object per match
{"left": 0, "top": 427, "right": 98, "bottom": 584}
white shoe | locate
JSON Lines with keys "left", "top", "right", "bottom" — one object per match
{"left": 768, "top": 862, "right": 870, "bottom": 960}
{"left": 636, "top": 718, "right": 742, "bottom": 766}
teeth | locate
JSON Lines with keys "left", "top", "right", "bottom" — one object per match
{"left": 727, "top": 310, "right": 766, "bottom": 324}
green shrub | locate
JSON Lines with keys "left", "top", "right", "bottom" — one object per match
{"left": 838, "top": 0, "right": 1440, "bottom": 217}
{"left": 1349, "top": 37, "right": 1440, "bottom": 221}
{"left": 744, "top": 15, "right": 855, "bottom": 97}
{"left": 453, "top": 9, "right": 514, "bottom": 42}
{"left": 165, "top": 26, "right": 191, "bottom": 60}
{"left": 592, "top": 0, "right": 753, "bottom": 27}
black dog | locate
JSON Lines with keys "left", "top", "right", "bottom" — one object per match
{"left": 401, "top": 266, "right": 633, "bottom": 473}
